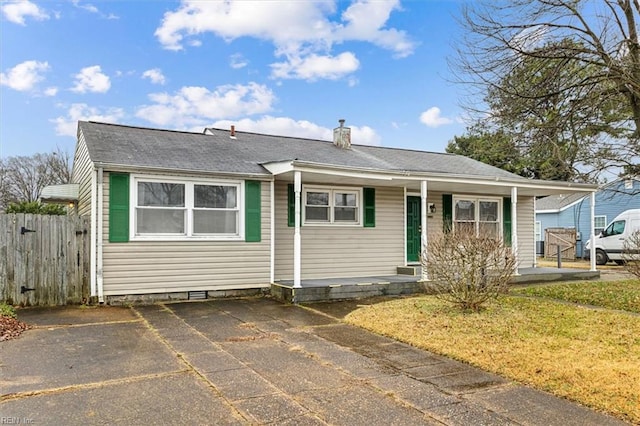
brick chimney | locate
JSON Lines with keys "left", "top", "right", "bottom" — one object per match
{"left": 333, "top": 119, "right": 351, "bottom": 149}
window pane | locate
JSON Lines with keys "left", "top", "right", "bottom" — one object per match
{"left": 136, "top": 209, "right": 185, "bottom": 233}
{"left": 335, "top": 192, "right": 357, "bottom": 207}
{"left": 455, "top": 200, "right": 475, "bottom": 221}
{"left": 195, "top": 185, "right": 237, "bottom": 208}
{"left": 335, "top": 207, "right": 357, "bottom": 221}
{"left": 306, "top": 192, "right": 329, "bottom": 206}
{"left": 594, "top": 216, "right": 606, "bottom": 228}
{"left": 612, "top": 221, "right": 625, "bottom": 235}
{"left": 306, "top": 206, "right": 329, "bottom": 221}
{"left": 138, "top": 182, "right": 184, "bottom": 207}
{"left": 193, "top": 210, "right": 237, "bottom": 234}
{"left": 479, "top": 201, "right": 498, "bottom": 222}
{"left": 455, "top": 221, "right": 475, "bottom": 235}
{"left": 479, "top": 222, "right": 499, "bottom": 239}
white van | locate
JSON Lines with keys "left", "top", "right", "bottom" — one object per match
{"left": 585, "top": 209, "right": 640, "bottom": 265}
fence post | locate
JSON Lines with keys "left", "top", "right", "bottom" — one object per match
{"left": 557, "top": 244, "right": 562, "bottom": 269}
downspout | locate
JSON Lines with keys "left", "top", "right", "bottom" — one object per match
{"left": 90, "top": 170, "right": 97, "bottom": 297}
{"left": 97, "top": 168, "right": 104, "bottom": 303}
{"left": 270, "top": 180, "right": 275, "bottom": 283}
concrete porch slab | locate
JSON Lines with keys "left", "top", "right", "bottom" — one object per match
{"left": 271, "top": 267, "right": 601, "bottom": 303}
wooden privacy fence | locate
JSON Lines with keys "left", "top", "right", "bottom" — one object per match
{"left": 544, "top": 227, "right": 577, "bottom": 261}
{"left": 0, "top": 213, "right": 91, "bottom": 306}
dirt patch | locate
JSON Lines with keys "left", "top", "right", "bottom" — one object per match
{"left": 0, "top": 316, "right": 32, "bottom": 341}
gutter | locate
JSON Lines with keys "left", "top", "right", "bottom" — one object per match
{"left": 92, "top": 162, "right": 271, "bottom": 181}
{"left": 267, "top": 160, "right": 598, "bottom": 193}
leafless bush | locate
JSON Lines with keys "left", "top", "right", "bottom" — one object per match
{"left": 421, "top": 230, "right": 516, "bottom": 312}
{"left": 622, "top": 230, "right": 640, "bottom": 279}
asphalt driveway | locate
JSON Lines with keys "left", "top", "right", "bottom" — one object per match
{"left": 1, "top": 298, "right": 628, "bottom": 425}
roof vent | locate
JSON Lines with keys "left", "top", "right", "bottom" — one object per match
{"left": 333, "top": 119, "right": 351, "bottom": 149}
{"left": 230, "top": 125, "right": 237, "bottom": 139}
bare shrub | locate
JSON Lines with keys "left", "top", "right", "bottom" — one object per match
{"left": 622, "top": 230, "right": 640, "bottom": 279}
{"left": 421, "top": 230, "right": 516, "bottom": 312}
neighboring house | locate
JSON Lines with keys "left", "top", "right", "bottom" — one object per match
{"left": 70, "top": 121, "right": 597, "bottom": 303}
{"left": 535, "top": 178, "right": 640, "bottom": 257}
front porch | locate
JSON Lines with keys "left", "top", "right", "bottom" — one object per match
{"left": 270, "top": 267, "right": 601, "bottom": 303}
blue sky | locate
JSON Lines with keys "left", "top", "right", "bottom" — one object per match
{"left": 1, "top": 0, "right": 469, "bottom": 159}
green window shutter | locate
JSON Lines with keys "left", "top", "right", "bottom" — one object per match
{"left": 363, "top": 187, "right": 375, "bottom": 227}
{"left": 109, "top": 173, "right": 129, "bottom": 243}
{"left": 245, "top": 180, "right": 261, "bottom": 242}
{"left": 442, "top": 194, "right": 452, "bottom": 233}
{"left": 287, "top": 184, "right": 295, "bottom": 227}
{"left": 503, "top": 197, "right": 512, "bottom": 246}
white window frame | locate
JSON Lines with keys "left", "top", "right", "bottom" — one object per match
{"left": 535, "top": 221, "right": 542, "bottom": 241}
{"left": 130, "top": 174, "right": 243, "bottom": 241}
{"left": 594, "top": 215, "right": 607, "bottom": 235}
{"left": 452, "top": 196, "right": 502, "bottom": 238}
{"left": 302, "top": 185, "right": 362, "bottom": 226}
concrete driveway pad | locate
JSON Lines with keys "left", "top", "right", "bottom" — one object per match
{"left": 1, "top": 298, "right": 629, "bottom": 425}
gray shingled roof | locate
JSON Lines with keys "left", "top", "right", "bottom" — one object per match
{"left": 535, "top": 192, "right": 586, "bottom": 211}
{"left": 79, "top": 121, "right": 528, "bottom": 180}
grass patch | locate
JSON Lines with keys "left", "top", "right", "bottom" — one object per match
{"left": 345, "top": 287, "right": 640, "bottom": 423}
{"left": 513, "top": 279, "right": 640, "bottom": 313}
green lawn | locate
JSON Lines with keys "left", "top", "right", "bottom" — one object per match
{"left": 512, "top": 279, "right": 640, "bottom": 313}
{"left": 345, "top": 279, "right": 640, "bottom": 424}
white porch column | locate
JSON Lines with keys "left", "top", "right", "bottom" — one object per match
{"left": 293, "top": 171, "right": 302, "bottom": 288}
{"left": 420, "top": 180, "right": 429, "bottom": 281}
{"left": 590, "top": 191, "right": 596, "bottom": 271}
{"left": 533, "top": 196, "right": 537, "bottom": 268}
{"left": 511, "top": 187, "right": 519, "bottom": 275}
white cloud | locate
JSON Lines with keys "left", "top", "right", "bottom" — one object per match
{"left": 230, "top": 53, "right": 248, "bottom": 69}
{"left": 336, "top": 0, "right": 414, "bottom": 58}
{"left": 136, "top": 82, "right": 276, "bottom": 127}
{"left": 208, "top": 116, "right": 381, "bottom": 146}
{"left": 70, "top": 0, "right": 119, "bottom": 19}
{"left": 0, "top": 60, "right": 50, "bottom": 91}
{"left": 2, "top": 0, "right": 49, "bottom": 25}
{"left": 44, "top": 87, "right": 58, "bottom": 97}
{"left": 420, "top": 107, "right": 453, "bottom": 128}
{"left": 51, "top": 103, "right": 125, "bottom": 137}
{"left": 142, "top": 68, "right": 166, "bottom": 85}
{"left": 71, "top": 65, "right": 111, "bottom": 93}
{"left": 154, "top": 0, "right": 414, "bottom": 81}
{"left": 271, "top": 52, "right": 359, "bottom": 81}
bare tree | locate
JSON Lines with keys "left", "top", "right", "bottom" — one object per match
{"left": 452, "top": 0, "right": 640, "bottom": 179}
{"left": 622, "top": 229, "right": 640, "bottom": 278}
{"left": 0, "top": 147, "right": 71, "bottom": 210}
{"left": 422, "top": 230, "right": 517, "bottom": 312}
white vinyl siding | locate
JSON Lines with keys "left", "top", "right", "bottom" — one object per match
{"left": 516, "top": 196, "right": 535, "bottom": 268}
{"left": 102, "top": 172, "right": 271, "bottom": 296}
{"left": 70, "top": 131, "right": 94, "bottom": 217}
{"left": 275, "top": 182, "right": 404, "bottom": 280}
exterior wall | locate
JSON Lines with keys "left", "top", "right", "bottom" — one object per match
{"left": 575, "top": 179, "right": 640, "bottom": 256}
{"left": 101, "top": 171, "right": 271, "bottom": 296}
{"left": 516, "top": 196, "right": 535, "bottom": 268}
{"left": 70, "top": 130, "right": 94, "bottom": 217}
{"left": 274, "top": 181, "right": 405, "bottom": 280}
{"left": 536, "top": 179, "right": 639, "bottom": 257}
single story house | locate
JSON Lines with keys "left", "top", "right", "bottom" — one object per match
{"left": 536, "top": 177, "right": 640, "bottom": 257}
{"left": 70, "top": 120, "right": 598, "bottom": 303}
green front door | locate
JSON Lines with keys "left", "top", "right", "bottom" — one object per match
{"left": 406, "top": 196, "right": 421, "bottom": 263}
